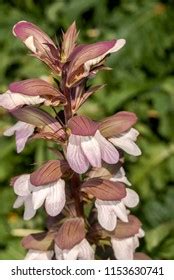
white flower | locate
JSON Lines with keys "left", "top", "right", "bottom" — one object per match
{"left": 95, "top": 167, "right": 139, "bottom": 231}
{"left": 109, "top": 128, "right": 141, "bottom": 156}
{"left": 55, "top": 239, "right": 94, "bottom": 260}
{"left": 3, "top": 121, "right": 35, "bottom": 153}
{"left": 25, "top": 249, "right": 54, "bottom": 260}
{"left": 67, "top": 131, "right": 119, "bottom": 174}
{"left": 111, "top": 228, "right": 145, "bottom": 260}
{"left": 67, "top": 115, "right": 119, "bottom": 174}
{"left": 13, "top": 174, "right": 65, "bottom": 220}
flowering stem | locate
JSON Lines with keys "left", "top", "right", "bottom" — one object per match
{"left": 61, "top": 73, "right": 72, "bottom": 123}
{"left": 71, "top": 173, "right": 83, "bottom": 217}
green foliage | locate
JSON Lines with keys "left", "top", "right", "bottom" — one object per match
{"left": 0, "top": 0, "right": 174, "bottom": 259}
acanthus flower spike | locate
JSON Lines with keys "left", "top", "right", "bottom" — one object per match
{"left": 2, "top": 21, "right": 147, "bottom": 260}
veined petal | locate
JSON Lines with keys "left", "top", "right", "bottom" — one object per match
{"left": 109, "top": 128, "right": 141, "bottom": 156}
{"left": 94, "top": 130, "right": 119, "bottom": 164}
{"left": 114, "top": 215, "right": 142, "bottom": 239}
{"left": 25, "top": 249, "right": 54, "bottom": 260}
{"left": 9, "top": 79, "right": 63, "bottom": 96}
{"left": 23, "top": 194, "right": 36, "bottom": 220}
{"left": 32, "top": 186, "right": 50, "bottom": 210}
{"left": 81, "top": 136, "right": 101, "bottom": 168}
{"left": 13, "top": 174, "right": 31, "bottom": 196}
{"left": 111, "top": 167, "right": 131, "bottom": 186}
{"left": 68, "top": 115, "right": 99, "bottom": 136}
{"left": 77, "top": 239, "right": 94, "bottom": 260}
{"left": 81, "top": 178, "right": 126, "bottom": 201}
{"left": 63, "top": 239, "right": 94, "bottom": 260}
{"left": 99, "top": 111, "right": 137, "bottom": 138}
{"left": 123, "top": 188, "right": 139, "bottom": 208}
{"left": 67, "top": 134, "right": 89, "bottom": 174}
{"left": 30, "top": 160, "right": 70, "bottom": 186}
{"left": 55, "top": 218, "right": 85, "bottom": 251}
{"left": 4, "top": 121, "right": 35, "bottom": 153}
{"left": 45, "top": 179, "right": 65, "bottom": 216}
{"left": 111, "top": 237, "right": 135, "bottom": 260}
{"left": 15, "top": 123, "right": 35, "bottom": 153}
{"left": 95, "top": 199, "right": 117, "bottom": 231}
{"left": 0, "top": 91, "right": 45, "bottom": 110}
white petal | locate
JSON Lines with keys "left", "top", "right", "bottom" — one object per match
{"left": 13, "top": 174, "right": 31, "bottom": 196}
{"left": 25, "top": 249, "right": 54, "bottom": 260}
{"left": 67, "top": 134, "right": 89, "bottom": 174}
{"left": 95, "top": 199, "right": 117, "bottom": 231}
{"left": 84, "top": 39, "right": 126, "bottom": 74}
{"left": 0, "top": 90, "right": 45, "bottom": 110}
{"left": 108, "top": 39, "right": 126, "bottom": 53}
{"left": 4, "top": 121, "right": 35, "bottom": 153}
{"left": 3, "top": 124, "right": 18, "bottom": 136}
{"left": 113, "top": 201, "right": 128, "bottom": 222}
{"left": 132, "top": 235, "right": 140, "bottom": 249}
{"left": 23, "top": 195, "right": 36, "bottom": 220}
{"left": 54, "top": 244, "right": 63, "bottom": 260}
{"left": 109, "top": 128, "right": 141, "bottom": 156}
{"left": 24, "top": 36, "right": 37, "bottom": 53}
{"left": 137, "top": 228, "right": 145, "bottom": 238}
{"left": 45, "top": 179, "right": 65, "bottom": 216}
{"left": 32, "top": 186, "right": 50, "bottom": 210}
{"left": 63, "top": 247, "right": 79, "bottom": 260}
{"left": 15, "top": 123, "right": 35, "bottom": 153}
{"left": 111, "top": 237, "right": 135, "bottom": 260}
{"left": 123, "top": 188, "right": 139, "bottom": 208}
{"left": 109, "top": 136, "right": 141, "bottom": 156}
{"left": 13, "top": 196, "right": 24, "bottom": 208}
{"left": 94, "top": 130, "right": 119, "bottom": 164}
{"left": 125, "top": 128, "right": 139, "bottom": 141}
{"left": 77, "top": 239, "right": 94, "bottom": 260}
{"left": 111, "top": 167, "right": 131, "bottom": 186}
{"left": 81, "top": 136, "right": 102, "bottom": 168}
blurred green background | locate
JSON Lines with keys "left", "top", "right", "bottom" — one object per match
{"left": 0, "top": 0, "right": 174, "bottom": 260}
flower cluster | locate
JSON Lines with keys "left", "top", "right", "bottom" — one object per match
{"left": 0, "top": 21, "right": 149, "bottom": 260}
